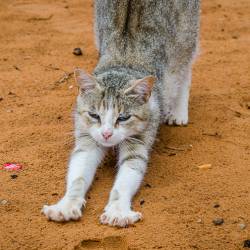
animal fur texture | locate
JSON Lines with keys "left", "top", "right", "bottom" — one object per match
{"left": 42, "top": 0, "right": 200, "bottom": 227}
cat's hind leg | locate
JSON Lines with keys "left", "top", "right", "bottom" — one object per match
{"left": 163, "top": 63, "right": 192, "bottom": 126}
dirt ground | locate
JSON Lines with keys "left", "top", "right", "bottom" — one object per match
{"left": 0, "top": 0, "right": 249, "bottom": 249}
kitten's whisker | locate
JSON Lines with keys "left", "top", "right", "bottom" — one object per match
{"left": 121, "top": 140, "right": 142, "bottom": 160}
{"left": 127, "top": 137, "right": 145, "bottom": 145}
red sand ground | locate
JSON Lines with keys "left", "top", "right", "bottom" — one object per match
{"left": 0, "top": 0, "right": 249, "bottom": 249}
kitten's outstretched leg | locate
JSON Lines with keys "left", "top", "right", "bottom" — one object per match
{"left": 100, "top": 141, "right": 148, "bottom": 227}
{"left": 163, "top": 64, "right": 192, "bottom": 126}
{"left": 42, "top": 144, "right": 105, "bottom": 222}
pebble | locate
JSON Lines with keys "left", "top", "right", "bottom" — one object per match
{"left": 73, "top": 47, "right": 83, "bottom": 56}
{"left": 145, "top": 183, "right": 152, "bottom": 188}
{"left": 0, "top": 97, "right": 3, "bottom": 101}
{"left": 243, "top": 240, "right": 250, "bottom": 248}
{"left": 213, "top": 203, "right": 220, "bottom": 208}
{"left": 68, "top": 85, "right": 73, "bottom": 89}
{"left": 197, "top": 218, "right": 203, "bottom": 224}
{"left": 140, "top": 199, "right": 145, "bottom": 205}
{"left": 239, "top": 223, "right": 246, "bottom": 230}
{"left": 10, "top": 174, "right": 18, "bottom": 179}
{"left": 212, "top": 218, "right": 224, "bottom": 226}
{"left": 0, "top": 199, "right": 8, "bottom": 205}
{"left": 168, "top": 153, "right": 176, "bottom": 156}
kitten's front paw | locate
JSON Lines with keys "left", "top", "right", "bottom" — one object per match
{"left": 42, "top": 198, "right": 85, "bottom": 222}
{"left": 100, "top": 202, "right": 142, "bottom": 227}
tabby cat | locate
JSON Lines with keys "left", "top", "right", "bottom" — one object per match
{"left": 42, "top": 0, "right": 200, "bottom": 227}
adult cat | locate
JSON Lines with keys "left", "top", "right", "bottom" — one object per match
{"left": 42, "top": 0, "right": 200, "bottom": 227}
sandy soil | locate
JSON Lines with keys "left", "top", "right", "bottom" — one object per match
{"left": 0, "top": 0, "right": 250, "bottom": 249}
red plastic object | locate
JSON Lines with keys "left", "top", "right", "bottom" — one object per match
{"left": 2, "top": 163, "right": 22, "bottom": 171}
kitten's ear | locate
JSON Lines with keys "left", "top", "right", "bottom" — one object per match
{"left": 124, "top": 75, "right": 156, "bottom": 102}
{"left": 74, "top": 68, "right": 99, "bottom": 94}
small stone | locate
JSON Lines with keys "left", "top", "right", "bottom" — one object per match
{"left": 145, "top": 183, "right": 152, "bottom": 188}
{"left": 73, "top": 48, "right": 83, "bottom": 56}
{"left": 10, "top": 174, "right": 18, "bottom": 179}
{"left": 0, "top": 199, "right": 8, "bottom": 205}
{"left": 68, "top": 85, "right": 73, "bottom": 89}
{"left": 213, "top": 218, "right": 224, "bottom": 226}
{"left": 239, "top": 223, "right": 246, "bottom": 230}
{"left": 243, "top": 240, "right": 250, "bottom": 248}
{"left": 197, "top": 218, "right": 203, "bottom": 224}
{"left": 52, "top": 193, "right": 58, "bottom": 196}
{"left": 0, "top": 97, "right": 3, "bottom": 101}
{"left": 213, "top": 203, "right": 220, "bottom": 208}
{"left": 13, "top": 65, "right": 20, "bottom": 70}
{"left": 140, "top": 199, "right": 145, "bottom": 205}
{"left": 168, "top": 153, "right": 176, "bottom": 156}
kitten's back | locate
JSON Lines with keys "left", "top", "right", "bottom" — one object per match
{"left": 95, "top": 0, "right": 200, "bottom": 70}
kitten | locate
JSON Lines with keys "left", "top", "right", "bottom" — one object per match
{"left": 42, "top": 0, "right": 200, "bottom": 227}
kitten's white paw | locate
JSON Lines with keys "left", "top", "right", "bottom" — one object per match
{"left": 165, "top": 107, "right": 188, "bottom": 126}
{"left": 165, "top": 113, "right": 188, "bottom": 126}
{"left": 100, "top": 202, "right": 142, "bottom": 227}
{"left": 42, "top": 198, "right": 85, "bottom": 222}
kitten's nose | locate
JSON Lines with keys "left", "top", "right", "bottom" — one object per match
{"left": 102, "top": 130, "right": 113, "bottom": 140}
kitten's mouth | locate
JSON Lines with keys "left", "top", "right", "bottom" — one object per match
{"left": 98, "top": 140, "right": 118, "bottom": 147}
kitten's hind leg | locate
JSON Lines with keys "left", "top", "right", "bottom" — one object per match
{"left": 100, "top": 141, "right": 148, "bottom": 227}
{"left": 42, "top": 144, "right": 105, "bottom": 222}
{"left": 163, "top": 64, "right": 192, "bottom": 126}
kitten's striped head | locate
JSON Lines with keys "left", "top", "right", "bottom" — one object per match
{"left": 74, "top": 68, "right": 156, "bottom": 147}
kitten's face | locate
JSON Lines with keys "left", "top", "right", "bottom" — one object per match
{"left": 75, "top": 69, "right": 156, "bottom": 147}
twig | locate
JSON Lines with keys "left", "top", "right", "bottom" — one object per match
{"left": 165, "top": 146, "right": 185, "bottom": 151}
{"left": 56, "top": 71, "right": 74, "bottom": 84}
{"left": 202, "top": 132, "right": 221, "bottom": 138}
{"left": 27, "top": 14, "right": 53, "bottom": 22}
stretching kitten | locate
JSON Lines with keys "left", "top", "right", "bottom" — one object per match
{"left": 42, "top": 0, "right": 200, "bottom": 227}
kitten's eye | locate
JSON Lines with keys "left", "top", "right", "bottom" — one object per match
{"left": 88, "top": 112, "right": 100, "bottom": 120}
{"left": 117, "top": 114, "right": 131, "bottom": 122}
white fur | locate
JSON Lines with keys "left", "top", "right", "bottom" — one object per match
{"left": 163, "top": 64, "right": 192, "bottom": 125}
{"left": 42, "top": 146, "right": 105, "bottom": 221}
{"left": 100, "top": 146, "right": 147, "bottom": 227}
